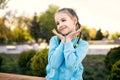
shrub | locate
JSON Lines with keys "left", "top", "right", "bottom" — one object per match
{"left": 0, "top": 54, "right": 20, "bottom": 73}
{"left": 0, "top": 55, "right": 3, "bottom": 68}
{"left": 83, "top": 55, "right": 107, "bottom": 80}
{"left": 18, "top": 49, "right": 36, "bottom": 74}
{"left": 31, "top": 48, "right": 48, "bottom": 77}
{"left": 109, "top": 60, "right": 120, "bottom": 80}
{"left": 83, "top": 61, "right": 107, "bottom": 80}
{"left": 104, "top": 46, "right": 120, "bottom": 72}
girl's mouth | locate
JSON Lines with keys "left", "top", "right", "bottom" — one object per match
{"left": 59, "top": 27, "right": 66, "bottom": 31}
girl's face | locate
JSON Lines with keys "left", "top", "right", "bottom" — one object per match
{"left": 55, "top": 12, "right": 77, "bottom": 35}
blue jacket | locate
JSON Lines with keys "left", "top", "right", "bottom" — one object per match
{"left": 46, "top": 36, "right": 89, "bottom": 80}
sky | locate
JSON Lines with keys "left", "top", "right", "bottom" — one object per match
{"left": 1, "top": 0, "right": 120, "bottom": 34}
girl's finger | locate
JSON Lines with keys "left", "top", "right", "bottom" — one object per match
{"left": 76, "top": 27, "right": 82, "bottom": 33}
{"left": 52, "top": 29, "right": 56, "bottom": 33}
{"left": 52, "top": 29, "right": 62, "bottom": 37}
{"left": 52, "top": 29, "right": 58, "bottom": 35}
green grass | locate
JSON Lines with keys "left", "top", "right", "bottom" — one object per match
{"left": 0, "top": 53, "right": 108, "bottom": 80}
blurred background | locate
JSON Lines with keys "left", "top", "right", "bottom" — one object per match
{"left": 0, "top": 0, "right": 120, "bottom": 80}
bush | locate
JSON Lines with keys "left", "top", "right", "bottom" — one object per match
{"left": 0, "top": 55, "right": 3, "bottom": 68}
{"left": 83, "top": 55, "right": 107, "bottom": 80}
{"left": 18, "top": 49, "right": 36, "bottom": 75}
{"left": 0, "top": 54, "right": 20, "bottom": 73}
{"left": 109, "top": 60, "right": 120, "bottom": 80}
{"left": 31, "top": 48, "right": 48, "bottom": 77}
{"left": 104, "top": 46, "right": 120, "bottom": 72}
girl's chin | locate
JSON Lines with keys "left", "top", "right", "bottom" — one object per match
{"left": 60, "top": 30, "right": 70, "bottom": 35}
{"left": 61, "top": 32, "right": 69, "bottom": 36}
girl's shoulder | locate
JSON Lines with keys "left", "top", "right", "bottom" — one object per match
{"left": 50, "top": 36, "right": 60, "bottom": 43}
{"left": 50, "top": 36, "right": 59, "bottom": 41}
{"left": 79, "top": 39, "right": 89, "bottom": 46}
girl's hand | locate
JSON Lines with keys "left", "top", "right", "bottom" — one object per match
{"left": 66, "top": 27, "right": 82, "bottom": 42}
{"left": 52, "top": 29, "right": 65, "bottom": 42}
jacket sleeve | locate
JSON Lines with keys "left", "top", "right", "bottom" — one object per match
{"left": 48, "top": 36, "right": 64, "bottom": 69}
{"left": 64, "top": 40, "right": 89, "bottom": 69}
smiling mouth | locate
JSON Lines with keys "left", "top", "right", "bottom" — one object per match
{"left": 59, "top": 27, "right": 66, "bottom": 31}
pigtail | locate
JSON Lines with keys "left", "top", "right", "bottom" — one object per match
{"left": 77, "top": 22, "right": 82, "bottom": 38}
{"left": 74, "top": 22, "right": 82, "bottom": 48}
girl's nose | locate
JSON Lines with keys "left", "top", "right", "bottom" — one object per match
{"left": 57, "top": 23, "right": 61, "bottom": 29}
{"left": 58, "top": 23, "right": 63, "bottom": 29}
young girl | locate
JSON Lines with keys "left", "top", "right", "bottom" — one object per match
{"left": 46, "top": 8, "right": 89, "bottom": 80}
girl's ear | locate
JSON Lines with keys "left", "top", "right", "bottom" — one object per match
{"left": 73, "top": 17, "right": 77, "bottom": 25}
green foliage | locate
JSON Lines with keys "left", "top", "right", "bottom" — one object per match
{"left": 109, "top": 60, "right": 120, "bottom": 80}
{"left": 38, "top": 5, "right": 59, "bottom": 43}
{"left": 0, "top": 55, "right": 3, "bottom": 68}
{"left": 0, "top": 17, "right": 12, "bottom": 44}
{"left": 31, "top": 48, "right": 48, "bottom": 77}
{"left": 88, "top": 28, "right": 97, "bottom": 40}
{"left": 12, "top": 26, "right": 32, "bottom": 43}
{"left": 109, "top": 32, "right": 120, "bottom": 40}
{"left": 104, "top": 46, "right": 120, "bottom": 72}
{"left": 83, "top": 55, "right": 107, "bottom": 80}
{"left": 28, "top": 13, "right": 40, "bottom": 43}
{"left": 0, "top": 54, "right": 20, "bottom": 73}
{"left": 0, "top": 0, "right": 9, "bottom": 9}
{"left": 103, "top": 30, "right": 109, "bottom": 38}
{"left": 95, "top": 29, "right": 103, "bottom": 40}
{"left": 0, "top": 53, "right": 107, "bottom": 79}
{"left": 82, "top": 25, "right": 90, "bottom": 40}
{"left": 18, "top": 50, "right": 36, "bottom": 75}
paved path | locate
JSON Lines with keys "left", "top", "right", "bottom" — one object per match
{"left": 88, "top": 41, "right": 119, "bottom": 55}
{"left": 0, "top": 43, "right": 48, "bottom": 54}
{"left": 88, "top": 44, "right": 119, "bottom": 55}
{"left": 0, "top": 42, "right": 119, "bottom": 55}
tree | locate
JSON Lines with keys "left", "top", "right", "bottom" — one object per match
{"left": 109, "top": 32, "right": 120, "bottom": 40}
{"left": 28, "top": 13, "right": 40, "bottom": 43}
{"left": 0, "top": 17, "right": 12, "bottom": 44}
{"left": 0, "top": 0, "right": 9, "bottom": 9}
{"left": 89, "top": 28, "right": 97, "bottom": 40}
{"left": 95, "top": 29, "right": 103, "bottom": 40}
{"left": 81, "top": 25, "right": 89, "bottom": 40}
{"left": 103, "top": 30, "right": 109, "bottom": 39}
{"left": 12, "top": 26, "right": 32, "bottom": 43}
{"left": 4, "top": 14, "right": 32, "bottom": 43}
{"left": 38, "top": 5, "right": 59, "bottom": 43}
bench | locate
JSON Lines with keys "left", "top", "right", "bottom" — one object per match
{"left": 0, "top": 73, "right": 45, "bottom": 80}
{"left": 6, "top": 45, "right": 16, "bottom": 50}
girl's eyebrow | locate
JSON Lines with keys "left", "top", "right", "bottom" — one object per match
{"left": 56, "top": 17, "right": 65, "bottom": 22}
{"left": 60, "top": 17, "right": 65, "bottom": 20}
{"left": 59, "top": 17, "right": 66, "bottom": 21}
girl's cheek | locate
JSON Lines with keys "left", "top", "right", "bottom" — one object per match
{"left": 57, "top": 26, "right": 59, "bottom": 30}
{"left": 57, "top": 27, "right": 60, "bottom": 32}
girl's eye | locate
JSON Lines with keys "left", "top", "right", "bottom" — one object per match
{"left": 56, "top": 22, "right": 59, "bottom": 25}
{"left": 61, "top": 19, "right": 66, "bottom": 22}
